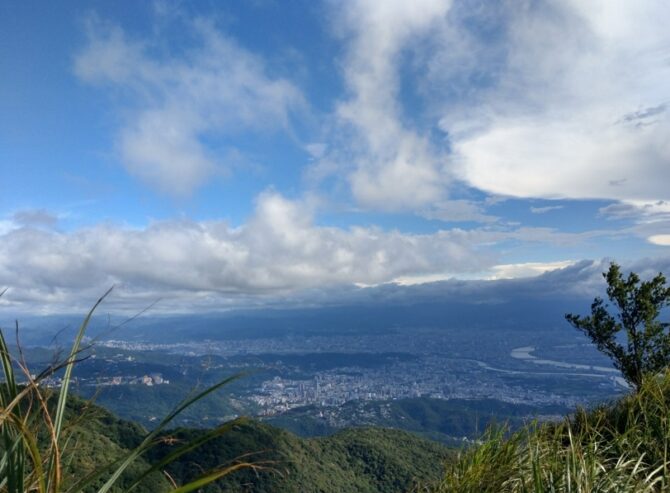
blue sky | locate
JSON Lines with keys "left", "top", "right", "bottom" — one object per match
{"left": 1, "top": 0, "right": 669, "bottom": 313}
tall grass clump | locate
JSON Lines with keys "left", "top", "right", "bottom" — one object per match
{"left": 0, "top": 290, "right": 258, "bottom": 492}
{"left": 434, "top": 372, "right": 670, "bottom": 492}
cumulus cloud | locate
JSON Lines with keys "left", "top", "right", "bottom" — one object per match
{"left": 0, "top": 192, "right": 500, "bottom": 312}
{"left": 322, "top": 0, "right": 452, "bottom": 210}
{"left": 315, "top": 0, "right": 670, "bottom": 218}
{"left": 1, "top": 189, "right": 629, "bottom": 313}
{"left": 436, "top": 1, "right": 670, "bottom": 202}
{"left": 75, "top": 17, "right": 304, "bottom": 196}
{"left": 648, "top": 235, "right": 670, "bottom": 246}
{"left": 75, "top": 1, "right": 669, "bottom": 214}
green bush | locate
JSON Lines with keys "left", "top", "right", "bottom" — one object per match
{"left": 433, "top": 372, "right": 670, "bottom": 492}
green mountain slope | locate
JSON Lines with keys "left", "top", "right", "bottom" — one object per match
{"left": 62, "top": 398, "right": 451, "bottom": 492}
{"left": 58, "top": 398, "right": 171, "bottom": 492}
{"left": 148, "top": 422, "right": 451, "bottom": 493}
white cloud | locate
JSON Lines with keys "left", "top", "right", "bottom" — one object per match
{"left": 75, "top": 17, "right": 304, "bottom": 196}
{"left": 599, "top": 200, "right": 670, "bottom": 223}
{"left": 599, "top": 200, "right": 670, "bottom": 243}
{"left": 390, "top": 273, "right": 453, "bottom": 286}
{"left": 0, "top": 186, "right": 640, "bottom": 313}
{"left": 648, "top": 235, "right": 670, "bottom": 246}
{"left": 0, "top": 209, "right": 60, "bottom": 236}
{"left": 455, "top": 116, "right": 670, "bottom": 201}
{"left": 325, "top": 0, "right": 452, "bottom": 210}
{"left": 304, "top": 143, "right": 327, "bottom": 160}
{"left": 438, "top": 1, "right": 670, "bottom": 202}
{"left": 0, "top": 221, "right": 17, "bottom": 236}
{"left": 319, "top": 1, "right": 670, "bottom": 213}
{"left": 489, "top": 261, "right": 577, "bottom": 280}
{"left": 0, "top": 188, "right": 632, "bottom": 313}
{"left": 0, "top": 192, "right": 500, "bottom": 312}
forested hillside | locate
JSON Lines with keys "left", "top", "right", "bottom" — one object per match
{"left": 60, "top": 397, "right": 451, "bottom": 492}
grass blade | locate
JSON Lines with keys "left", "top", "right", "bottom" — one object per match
{"left": 47, "top": 287, "right": 113, "bottom": 491}
{"left": 168, "top": 462, "right": 259, "bottom": 493}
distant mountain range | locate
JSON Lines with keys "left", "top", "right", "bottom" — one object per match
{"left": 8, "top": 297, "right": 586, "bottom": 347}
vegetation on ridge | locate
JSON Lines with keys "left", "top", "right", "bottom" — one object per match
{"left": 148, "top": 421, "right": 451, "bottom": 493}
{"left": 432, "top": 264, "right": 670, "bottom": 492}
{"left": 566, "top": 262, "right": 670, "bottom": 390}
{"left": 432, "top": 372, "right": 670, "bottom": 492}
{"left": 0, "top": 290, "right": 256, "bottom": 493}
{"left": 6, "top": 389, "right": 452, "bottom": 493}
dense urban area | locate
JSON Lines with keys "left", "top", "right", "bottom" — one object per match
{"left": 33, "top": 325, "right": 624, "bottom": 431}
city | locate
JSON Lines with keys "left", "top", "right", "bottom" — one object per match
{"left": 77, "top": 325, "right": 625, "bottom": 428}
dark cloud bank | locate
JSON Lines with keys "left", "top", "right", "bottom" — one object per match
{"left": 6, "top": 257, "right": 670, "bottom": 346}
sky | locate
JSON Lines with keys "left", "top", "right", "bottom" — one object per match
{"left": 1, "top": 0, "right": 670, "bottom": 313}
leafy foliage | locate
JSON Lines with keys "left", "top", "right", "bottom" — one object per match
{"left": 566, "top": 262, "right": 670, "bottom": 389}
{"left": 148, "top": 421, "right": 451, "bottom": 493}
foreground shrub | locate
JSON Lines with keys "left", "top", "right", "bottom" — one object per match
{"left": 435, "top": 372, "right": 670, "bottom": 492}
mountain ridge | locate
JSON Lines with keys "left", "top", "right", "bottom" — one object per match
{"left": 63, "top": 396, "right": 451, "bottom": 492}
